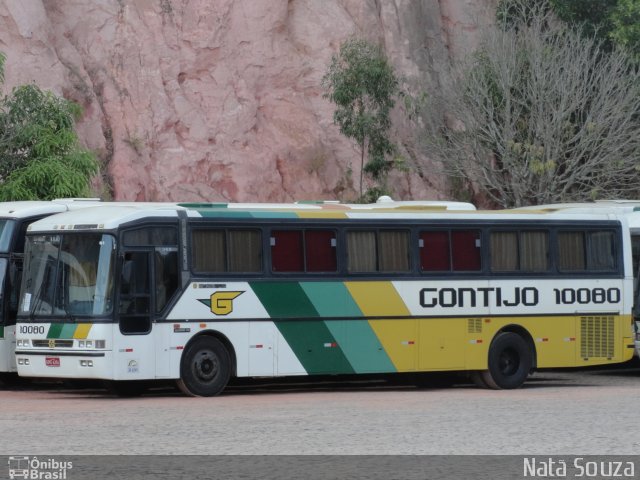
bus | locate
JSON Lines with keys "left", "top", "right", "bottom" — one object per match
{"left": 14, "top": 200, "right": 635, "bottom": 396}
{"left": 0, "top": 199, "right": 106, "bottom": 381}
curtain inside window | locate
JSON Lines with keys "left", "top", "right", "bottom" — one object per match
{"left": 588, "top": 231, "right": 615, "bottom": 270}
{"left": 520, "top": 231, "right": 549, "bottom": 272}
{"left": 491, "top": 231, "right": 518, "bottom": 271}
{"left": 347, "top": 231, "right": 376, "bottom": 272}
{"left": 378, "top": 230, "right": 410, "bottom": 272}
{"left": 192, "top": 230, "right": 225, "bottom": 272}
{"left": 558, "top": 232, "right": 585, "bottom": 270}
{"left": 228, "top": 230, "right": 262, "bottom": 272}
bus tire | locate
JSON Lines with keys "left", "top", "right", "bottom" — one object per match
{"left": 480, "top": 332, "right": 532, "bottom": 389}
{"left": 470, "top": 371, "right": 489, "bottom": 388}
{"left": 177, "top": 336, "right": 231, "bottom": 397}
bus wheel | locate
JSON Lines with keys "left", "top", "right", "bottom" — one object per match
{"left": 177, "top": 336, "right": 231, "bottom": 397}
{"left": 480, "top": 332, "right": 532, "bottom": 389}
{"left": 469, "top": 371, "right": 489, "bottom": 388}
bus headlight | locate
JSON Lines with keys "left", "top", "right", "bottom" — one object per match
{"left": 17, "top": 358, "right": 30, "bottom": 365}
{"left": 79, "top": 360, "right": 94, "bottom": 367}
{"left": 16, "top": 339, "right": 29, "bottom": 347}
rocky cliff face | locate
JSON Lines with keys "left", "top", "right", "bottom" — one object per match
{"left": 0, "top": 0, "right": 496, "bottom": 202}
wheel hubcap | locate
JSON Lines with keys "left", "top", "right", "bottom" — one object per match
{"left": 193, "top": 350, "right": 219, "bottom": 382}
{"left": 499, "top": 348, "right": 520, "bottom": 376}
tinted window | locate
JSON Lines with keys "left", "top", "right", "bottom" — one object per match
{"left": 192, "top": 229, "right": 262, "bottom": 273}
{"left": 271, "top": 230, "right": 337, "bottom": 273}
{"left": 347, "top": 230, "right": 410, "bottom": 273}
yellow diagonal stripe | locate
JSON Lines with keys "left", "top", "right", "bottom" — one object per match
{"left": 73, "top": 323, "right": 92, "bottom": 339}
{"left": 345, "top": 282, "right": 416, "bottom": 371}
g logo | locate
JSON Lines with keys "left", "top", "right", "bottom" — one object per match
{"left": 48, "top": 339, "right": 55, "bottom": 348}
{"left": 210, "top": 291, "right": 244, "bottom": 315}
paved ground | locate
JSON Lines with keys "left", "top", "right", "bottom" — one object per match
{"left": 1, "top": 360, "right": 640, "bottom": 455}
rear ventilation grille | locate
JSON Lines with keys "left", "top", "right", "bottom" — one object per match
{"left": 580, "top": 316, "right": 614, "bottom": 359}
{"left": 468, "top": 318, "right": 482, "bottom": 334}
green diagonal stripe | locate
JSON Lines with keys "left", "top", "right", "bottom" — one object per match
{"left": 250, "top": 282, "right": 354, "bottom": 375}
{"left": 47, "top": 323, "right": 64, "bottom": 339}
{"left": 59, "top": 324, "right": 77, "bottom": 339}
{"left": 250, "top": 282, "right": 319, "bottom": 318}
{"left": 300, "top": 282, "right": 395, "bottom": 373}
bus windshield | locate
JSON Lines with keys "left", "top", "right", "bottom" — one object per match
{"left": 20, "top": 233, "right": 116, "bottom": 317}
{"left": 0, "top": 220, "right": 16, "bottom": 253}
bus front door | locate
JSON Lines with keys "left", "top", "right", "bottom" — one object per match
{"left": 117, "top": 250, "right": 156, "bottom": 380}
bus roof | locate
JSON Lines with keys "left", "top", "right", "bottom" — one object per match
{"left": 0, "top": 199, "right": 106, "bottom": 220}
{"left": 512, "top": 200, "right": 640, "bottom": 214}
{"left": 24, "top": 201, "right": 624, "bottom": 233}
{"left": 511, "top": 201, "right": 640, "bottom": 230}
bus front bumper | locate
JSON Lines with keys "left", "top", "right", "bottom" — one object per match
{"left": 15, "top": 350, "right": 113, "bottom": 380}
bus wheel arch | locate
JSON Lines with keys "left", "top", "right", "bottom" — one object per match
{"left": 176, "top": 331, "right": 236, "bottom": 397}
{"left": 479, "top": 326, "right": 535, "bottom": 390}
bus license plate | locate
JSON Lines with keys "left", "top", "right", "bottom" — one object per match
{"left": 45, "top": 357, "right": 60, "bottom": 367}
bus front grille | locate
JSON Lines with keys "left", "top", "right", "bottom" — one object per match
{"left": 580, "top": 316, "right": 614, "bottom": 359}
{"left": 32, "top": 339, "right": 74, "bottom": 348}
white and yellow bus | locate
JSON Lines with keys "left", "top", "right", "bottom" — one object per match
{"left": 14, "top": 200, "right": 635, "bottom": 396}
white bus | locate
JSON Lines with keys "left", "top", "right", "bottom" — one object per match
{"left": 14, "top": 201, "right": 635, "bottom": 396}
{"left": 0, "top": 199, "right": 107, "bottom": 381}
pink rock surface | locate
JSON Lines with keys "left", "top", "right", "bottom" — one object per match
{"left": 0, "top": 0, "right": 496, "bottom": 202}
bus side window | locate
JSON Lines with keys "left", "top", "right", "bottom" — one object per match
{"left": 192, "top": 228, "right": 262, "bottom": 273}
{"left": 558, "top": 231, "right": 586, "bottom": 271}
{"left": 305, "top": 230, "right": 337, "bottom": 272}
{"left": 347, "top": 230, "right": 410, "bottom": 273}
{"left": 587, "top": 231, "right": 616, "bottom": 270}
{"left": 420, "top": 231, "right": 450, "bottom": 271}
{"left": 451, "top": 230, "right": 481, "bottom": 271}
{"left": 271, "top": 230, "right": 303, "bottom": 272}
{"left": 119, "top": 252, "right": 151, "bottom": 334}
{"left": 270, "top": 229, "right": 337, "bottom": 273}
{"left": 155, "top": 248, "right": 179, "bottom": 313}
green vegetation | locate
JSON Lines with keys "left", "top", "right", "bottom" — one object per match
{"left": 0, "top": 53, "right": 98, "bottom": 200}
{"left": 609, "top": 0, "right": 640, "bottom": 61}
{"left": 322, "top": 38, "right": 399, "bottom": 200}
{"left": 499, "top": 0, "right": 640, "bottom": 59}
